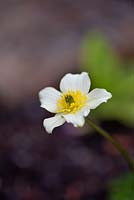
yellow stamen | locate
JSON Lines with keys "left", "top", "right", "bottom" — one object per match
{"left": 57, "top": 90, "right": 88, "bottom": 114}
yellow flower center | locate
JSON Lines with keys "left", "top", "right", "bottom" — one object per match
{"left": 57, "top": 90, "right": 88, "bottom": 114}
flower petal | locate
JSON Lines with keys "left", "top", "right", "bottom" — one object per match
{"left": 88, "top": 88, "right": 112, "bottom": 109}
{"left": 81, "top": 106, "right": 91, "bottom": 117}
{"left": 43, "top": 115, "right": 65, "bottom": 133}
{"left": 63, "top": 112, "right": 85, "bottom": 127}
{"left": 39, "top": 87, "right": 62, "bottom": 113}
{"left": 60, "top": 72, "right": 91, "bottom": 93}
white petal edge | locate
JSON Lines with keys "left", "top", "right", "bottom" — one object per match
{"left": 88, "top": 88, "right": 112, "bottom": 109}
{"left": 63, "top": 111, "right": 85, "bottom": 127}
{"left": 43, "top": 115, "right": 65, "bottom": 134}
{"left": 60, "top": 72, "right": 91, "bottom": 93}
{"left": 39, "top": 87, "right": 62, "bottom": 113}
{"left": 80, "top": 105, "right": 91, "bottom": 117}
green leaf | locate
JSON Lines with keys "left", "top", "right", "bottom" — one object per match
{"left": 81, "top": 32, "right": 134, "bottom": 126}
{"left": 109, "top": 173, "right": 134, "bottom": 200}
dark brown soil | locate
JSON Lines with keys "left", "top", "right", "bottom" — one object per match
{"left": 0, "top": 101, "right": 133, "bottom": 200}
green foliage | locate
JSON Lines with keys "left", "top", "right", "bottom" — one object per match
{"left": 109, "top": 173, "right": 134, "bottom": 200}
{"left": 82, "top": 33, "right": 134, "bottom": 126}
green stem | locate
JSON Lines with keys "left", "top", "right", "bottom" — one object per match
{"left": 86, "top": 118, "right": 134, "bottom": 171}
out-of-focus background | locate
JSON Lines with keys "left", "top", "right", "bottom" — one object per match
{"left": 0, "top": 0, "right": 134, "bottom": 199}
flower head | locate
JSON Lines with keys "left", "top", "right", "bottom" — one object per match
{"left": 39, "top": 72, "right": 112, "bottom": 133}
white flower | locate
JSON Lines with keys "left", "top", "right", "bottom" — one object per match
{"left": 39, "top": 72, "right": 112, "bottom": 133}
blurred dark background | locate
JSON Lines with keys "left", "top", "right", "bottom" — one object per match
{"left": 0, "top": 0, "right": 134, "bottom": 199}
